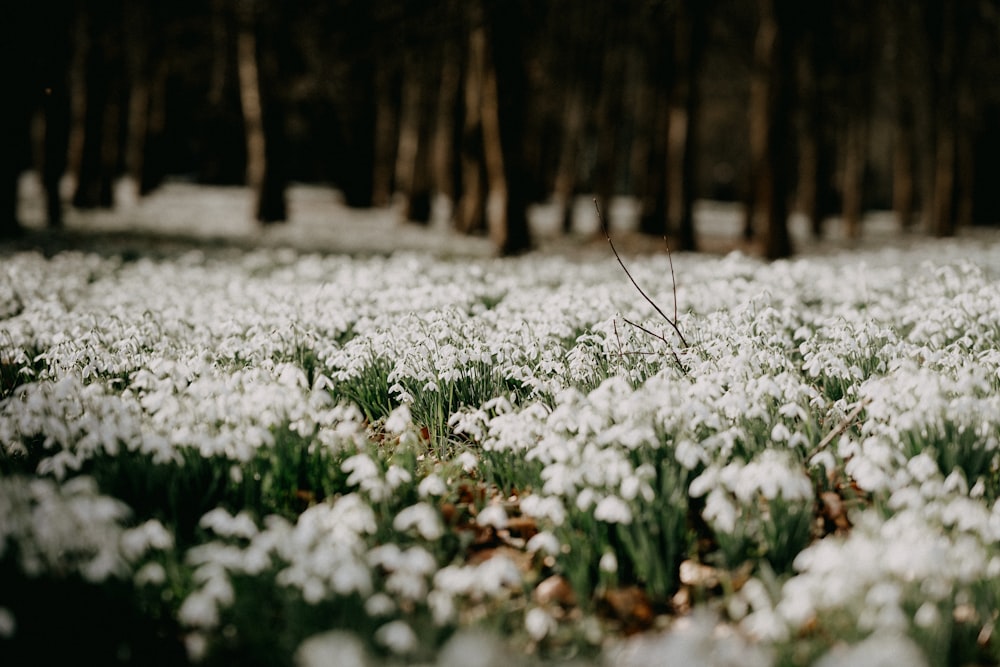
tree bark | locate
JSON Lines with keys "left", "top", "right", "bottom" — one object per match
{"left": 372, "top": 51, "right": 399, "bottom": 207}
{"left": 666, "top": 2, "right": 708, "bottom": 252}
{"left": 841, "top": 118, "right": 866, "bottom": 240}
{"left": 482, "top": 0, "right": 532, "bottom": 254}
{"left": 455, "top": 15, "right": 488, "bottom": 235}
{"left": 795, "top": 5, "right": 834, "bottom": 239}
{"left": 236, "top": 3, "right": 266, "bottom": 209}
{"left": 236, "top": 0, "right": 286, "bottom": 223}
{"left": 73, "top": 0, "right": 123, "bottom": 211}
{"left": 749, "top": 0, "right": 794, "bottom": 259}
{"left": 432, "top": 41, "right": 462, "bottom": 207}
{"left": 553, "top": 83, "right": 585, "bottom": 233}
{"left": 395, "top": 60, "right": 434, "bottom": 224}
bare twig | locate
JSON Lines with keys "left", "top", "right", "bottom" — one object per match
{"left": 595, "top": 198, "right": 688, "bottom": 349}
{"left": 806, "top": 396, "right": 873, "bottom": 460}
{"left": 665, "top": 236, "right": 678, "bottom": 325}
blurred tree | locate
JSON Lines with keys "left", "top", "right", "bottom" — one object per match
{"left": 888, "top": 0, "right": 919, "bottom": 231}
{"left": 235, "top": 0, "right": 286, "bottom": 223}
{"left": 482, "top": 0, "right": 532, "bottom": 254}
{"left": 795, "top": 0, "right": 835, "bottom": 238}
{"left": 923, "top": 0, "right": 974, "bottom": 237}
{"left": 748, "top": 0, "right": 794, "bottom": 259}
{"left": 666, "top": 0, "right": 709, "bottom": 251}
{"left": 834, "top": 0, "right": 875, "bottom": 241}
{"left": 72, "top": 0, "right": 123, "bottom": 210}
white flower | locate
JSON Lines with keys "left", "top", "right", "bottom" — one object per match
{"left": 526, "top": 531, "right": 561, "bottom": 555}
{"left": 383, "top": 404, "right": 412, "bottom": 434}
{"left": 525, "top": 607, "right": 557, "bottom": 641}
{"left": 418, "top": 474, "right": 448, "bottom": 498}
{"left": 813, "top": 633, "right": 928, "bottom": 667}
{"left": 296, "top": 630, "right": 368, "bottom": 667}
{"left": 342, "top": 454, "right": 379, "bottom": 486}
{"left": 520, "top": 495, "right": 566, "bottom": 526}
{"left": 374, "top": 620, "right": 418, "bottom": 655}
{"left": 393, "top": 502, "right": 444, "bottom": 541}
{"left": 385, "top": 465, "right": 412, "bottom": 490}
{"left": 599, "top": 551, "right": 618, "bottom": 573}
{"left": 476, "top": 503, "right": 509, "bottom": 529}
{"left": 134, "top": 561, "right": 167, "bottom": 586}
{"left": 198, "top": 509, "right": 258, "bottom": 541}
{"left": 594, "top": 496, "right": 633, "bottom": 524}
{"left": 0, "top": 607, "right": 15, "bottom": 639}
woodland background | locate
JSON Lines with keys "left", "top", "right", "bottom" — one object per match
{"left": 4, "top": 0, "right": 1000, "bottom": 258}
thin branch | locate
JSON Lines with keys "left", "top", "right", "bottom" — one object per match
{"left": 596, "top": 199, "right": 688, "bottom": 348}
{"left": 806, "top": 396, "right": 873, "bottom": 460}
{"left": 622, "top": 317, "right": 685, "bottom": 370}
{"left": 664, "top": 236, "right": 678, "bottom": 325}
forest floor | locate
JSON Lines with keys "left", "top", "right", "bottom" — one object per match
{"left": 8, "top": 172, "right": 1000, "bottom": 261}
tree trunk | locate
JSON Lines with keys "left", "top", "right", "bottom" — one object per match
{"left": 889, "top": 6, "right": 916, "bottom": 231}
{"left": 592, "top": 22, "right": 625, "bottom": 232}
{"left": 666, "top": 2, "right": 708, "bottom": 252}
{"left": 372, "top": 55, "right": 398, "bottom": 207}
{"left": 140, "top": 55, "right": 168, "bottom": 195}
{"left": 255, "top": 4, "right": 287, "bottom": 223}
{"left": 73, "top": 1, "right": 123, "bottom": 211}
{"left": 483, "top": 0, "right": 532, "bottom": 255}
{"left": 553, "top": 83, "right": 585, "bottom": 233}
{"left": 432, "top": 42, "right": 462, "bottom": 206}
{"left": 395, "top": 61, "right": 433, "bottom": 224}
{"left": 749, "top": 0, "right": 794, "bottom": 259}
{"left": 455, "top": 16, "right": 488, "bottom": 235}
{"left": 841, "top": 118, "right": 866, "bottom": 240}
{"left": 236, "top": 3, "right": 266, "bottom": 211}
{"left": 122, "top": 1, "right": 150, "bottom": 204}
{"left": 795, "top": 8, "right": 834, "bottom": 239}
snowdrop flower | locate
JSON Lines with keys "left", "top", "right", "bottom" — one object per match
{"left": 363, "top": 592, "right": 396, "bottom": 617}
{"left": 296, "top": 630, "right": 369, "bottom": 667}
{"left": 385, "top": 465, "right": 412, "bottom": 490}
{"left": 476, "top": 503, "right": 509, "bottom": 530}
{"left": 134, "top": 561, "right": 167, "bottom": 587}
{"left": 813, "top": 633, "right": 928, "bottom": 667}
{"left": 525, "top": 607, "right": 557, "bottom": 641}
{"left": 393, "top": 502, "right": 444, "bottom": 541}
{"left": 198, "top": 508, "right": 258, "bottom": 541}
{"left": 526, "top": 531, "right": 561, "bottom": 555}
{"left": 374, "top": 620, "right": 418, "bottom": 655}
{"left": 418, "top": 473, "right": 448, "bottom": 498}
{"left": 594, "top": 495, "right": 633, "bottom": 524}
{"left": 599, "top": 550, "right": 618, "bottom": 574}
{"left": 0, "top": 607, "right": 15, "bottom": 639}
{"left": 610, "top": 609, "right": 773, "bottom": 667}
{"left": 520, "top": 495, "right": 566, "bottom": 526}
{"left": 383, "top": 404, "right": 412, "bottom": 434}
{"left": 455, "top": 450, "right": 478, "bottom": 472}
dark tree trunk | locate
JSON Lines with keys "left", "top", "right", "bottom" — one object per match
{"left": 553, "top": 83, "right": 585, "bottom": 234}
{"left": 432, "top": 40, "right": 462, "bottom": 207}
{"left": 591, "top": 14, "right": 625, "bottom": 233}
{"left": 924, "top": 0, "right": 972, "bottom": 237}
{"left": 372, "top": 55, "right": 399, "bottom": 207}
{"left": 395, "top": 59, "right": 434, "bottom": 225}
{"left": 73, "top": 1, "right": 123, "bottom": 210}
{"left": 483, "top": 0, "right": 532, "bottom": 255}
{"left": 795, "top": 2, "right": 834, "bottom": 239}
{"left": 255, "top": 3, "right": 288, "bottom": 223}
{"left": 666, "top": 1, "right": 708, "bottom": 252}
{"left": 455, "top": 9, "right": 488, "bottom": 235}
{"left": 140, "top": 54, "right": 168, "bottom": 196}
{"left": 749, "top": 0, "right": 794, "bottom": 259}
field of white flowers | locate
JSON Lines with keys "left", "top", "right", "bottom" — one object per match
{"left": 3, "top": 236, "right": 1000, "bottom": 666}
